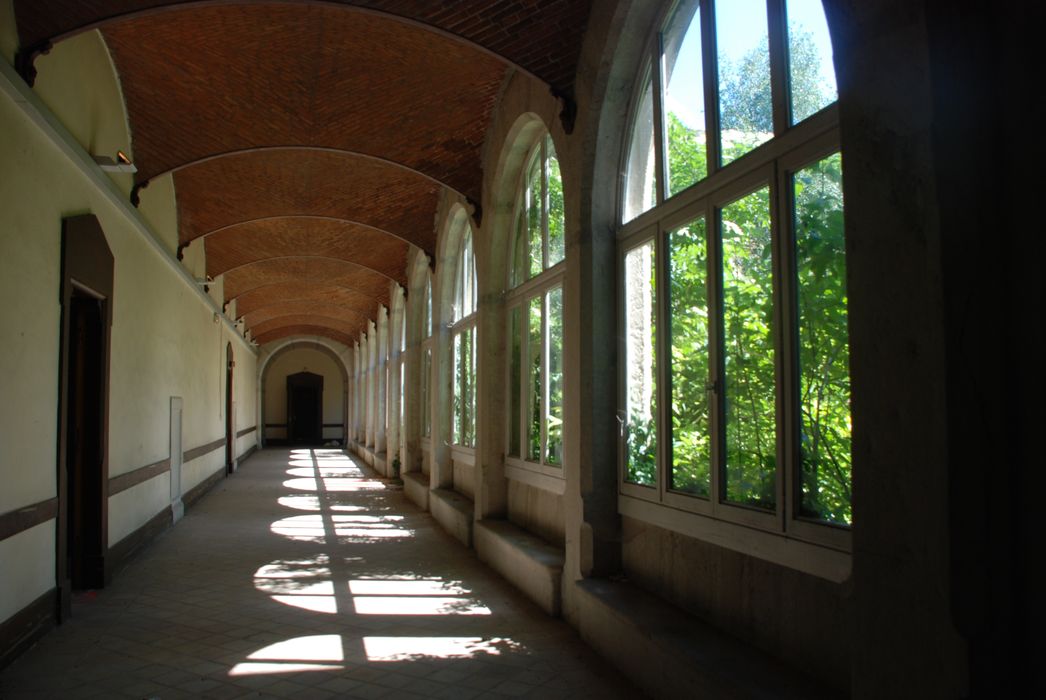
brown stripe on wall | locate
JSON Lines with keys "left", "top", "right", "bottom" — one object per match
{"left": 183, "top": 437, "right": 226, "bottom": 463}
{"left": 183, "top": 466, "right": 226, "bottom": 509}
{"left": 0, "top": 498, "right": 57, "bottom": 543}
{"left": 107, "top": 458, "right": 171, "bottom": 497}
{"left": 0, "top": 588, "right": 56, "bottom": 671}
{"left": 105, "top": 506, "right": 172, "bottom": 582}
{"left": 236, "top": 425, "right": 257, "bottom": 438}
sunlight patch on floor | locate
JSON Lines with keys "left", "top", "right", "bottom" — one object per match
{"left": 270, "top": 514, "right": 413, "bottom": 542}
{"left": 229, "top": 635, "right": 346, "bottom": 676}
{"left": 282, "top": 477, "right": 387, "bottom": 492}
{"left": 352, "top": 596, "right": 491, "bottom": 616}
{"left": 277, "top": 495, "right": 366, "bottom": 512}
{"left": 362, "top": 636, "right": 523, "bottom": 662}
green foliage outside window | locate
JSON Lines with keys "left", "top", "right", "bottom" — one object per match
{"left": 795, "top": 154, "right": 850, "bottom": 525}
{"left": 624, "top": 240, "right": 657, "bottom": 487}
{"left": 721, "top": 188, "right": 777, "bottom": 510}
{"left": 547, "top": 288, "right": 564, "bottom": 464}
{"left": 454, "top": 329, "right": 476, "bottom": 447}
{"left": 527, "top": 296, "right": 542, "bottom": 461}
{"left": 669, "top": 218, "right": 711, "bottom": 496}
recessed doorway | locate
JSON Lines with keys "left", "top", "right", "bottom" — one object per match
{"left": 287, "top": 371, "right": 323, "bottom": 445}
{"left": 56, "top": 214, "right": 113, "bottom": 620}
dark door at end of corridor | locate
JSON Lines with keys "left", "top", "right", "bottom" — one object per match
{"left": 287, "top": 371, "right": 323, "bottom": 445}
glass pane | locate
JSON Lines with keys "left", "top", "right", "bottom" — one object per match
{"left": 424, "top": 278, "right": 432, "bottom": 338}
{"left": 508, "top": 305, "right": 521, "bottom": 458}
{"left": 398, "top": 359, "right": 405, "bottom": 433}
{"left": 716, "top": 0, "right": 773, "bottom": 165}
{"left": 623, "top": 240, "right": 657, "bottom": 486}
{"left": 546, "top": 287, "right": 564, "bottom": 466}
{"left": 547, "top": 140, "right": 565, "bottom": 267}
{"left": 464, "top": 232, "right": 476, "bottom": 318}
{"left": 787, "top": 0, "right": 837, "bottom": 124}
{"left": 794, "top": 153, "right": 850, "bottom": 524}
{"left": 527, "top": 151, "right": 543, "bottom": 278}
{"left": 467, "top": 326, "right": 476, "bottom": 447}
{"left": 454, "top": 333, "right": 465, "bottom": 444}
{"left": 623, "top": 72, "right": 657, "bottom": 223}
{"left": 668, "top": 217, "right": 710, "bottom": 496}
{"left": 663, "top": 0, "right": 707, "bottom": 196}
{"left": 526, "top": 295, "right": 543, "bottom": 462}
{"left": 721, "top": 187, "right": 776, "bottom": 509}
{"left": 421, "top": 347, "right": 431, "bottom": 437}
{"left": 510, "top": 205, "right": 526, "bottom": 288}
{"left": 399, "top": 309, "right": 406, "bottom": 352}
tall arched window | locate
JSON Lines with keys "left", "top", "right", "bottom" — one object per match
{"left": 506, "top": 134, "right": 565, "bottom": 471}
{"left": 619, "top": 0, "right": 849, "bottom": 556}
{"left": 452, "top": 227, "right": 478, "bottom": 447}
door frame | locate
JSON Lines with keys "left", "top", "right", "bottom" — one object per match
{"left": 225, "top": 343, "right": 235, "bottom": 474}
{"left": 56, "top": 214, "right": 113, "bottom": 620}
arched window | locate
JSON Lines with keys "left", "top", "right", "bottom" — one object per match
{"left": 619, "top": 0, "right": 849, "bottom": 554}
{"left": 506, "top": 133, "right": 565, "bottom": 470}
{"left": 451, "top": 226, "right": 478, "bottom": 447}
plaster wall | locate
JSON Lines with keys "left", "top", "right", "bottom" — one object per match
{"left": 33, "top": 31, "right": 134, "bottom": 199}
{"left": 0, "top": 96, "right": 61, "bottom": 519}
{"left": 507, "top": 480, "right": 564, "bottom": 545}
{"left": 0, "top": 523, "right": 54, "bottom": 624}
{"left": 0, "top": 1, "right": 15, "bottom": 64}
{"left": 264, "top": 347, "right": 344, "bottom": 442}
{"left": 0, "top": 41, "right": 256, "bottom": 622}
{"left": 234, "top": 347, "right": 258, "bottom": 457}
{"left": 108, "top": 477, "right": 170, "bottom": 547}
{"left": 135, "top": 173, "right": 179, "bottom": 256}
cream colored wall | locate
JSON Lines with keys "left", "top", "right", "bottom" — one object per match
{"left": 235, "top": 345, "right": 259, "bottom": 459}
{"left": 0, "top": 40, "right": 256, "bottom": 623}
{"left": 0, "top": 0, "right": 16, "bottom": 64}
{"left": 137, "top": 173, "right": 179, "bottom": 256}
{"left": 34, "top": 31, "right": 135, "bottom": 199}
{"left": 0, "top": 100, "right": 61, "bottom": 518}
{"left": 180, "top": 237, "right": 207, "bottom": 282}
{"left": 264, "top": 347, "right": 345, "bottom": 442}
{"left": 0, "top": 524, "right": 54, "bottom": 624}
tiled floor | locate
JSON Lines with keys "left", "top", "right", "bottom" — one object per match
{"left": 0, "top": 448, "right": 638, "bottom": 699}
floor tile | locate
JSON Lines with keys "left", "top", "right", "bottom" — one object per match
{"left": 0, "top": 449, "right": 639, "bottom": 698}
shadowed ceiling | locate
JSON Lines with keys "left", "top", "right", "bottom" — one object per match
{"left": 13, "top": 0, "right": 592, "bottom": 348}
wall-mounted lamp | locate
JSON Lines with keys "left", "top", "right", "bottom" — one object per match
{"left": 93, "top": 150, "right": 137, "bottom": 173}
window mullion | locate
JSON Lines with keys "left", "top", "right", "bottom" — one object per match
{"left": 775, "top": 159, "right": 800, "bottom": 531}
{"left": 655, "top": 221, "right": 670, "bottom": 499}
{"left": 701, "top": 0, "right": 721, "bottom": 172}
{"left": 710, "top": 202, "right": 726, "bottom": 511}
{"left": 540, "top": 293, "right": 549, "bottom": 465}
{"left": 518, "top": 307, "right": 525, "bottom": 459}
{"left": 766, "top": 0, "right": 790, "bottom": 135}
{"left": 765, "top": 167, "right": 787, "bottom": 530}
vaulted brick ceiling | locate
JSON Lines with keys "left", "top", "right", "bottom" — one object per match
{"left": 14, "top": 0, "right": 592, "bottom": 348}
